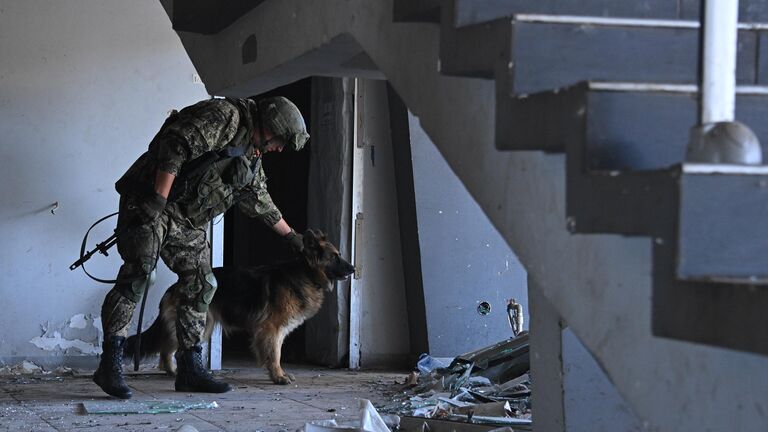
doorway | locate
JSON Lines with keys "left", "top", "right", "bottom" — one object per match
{"left": 222, "top": 78, "right": 312, "bottom": 365}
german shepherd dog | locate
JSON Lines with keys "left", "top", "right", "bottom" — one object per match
{"left": 125, "top": 230, "right": 355, "bottom": 384}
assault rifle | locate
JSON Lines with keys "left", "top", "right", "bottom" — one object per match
{"left": 69, "top": 230, "right": 118, "bottom": 271}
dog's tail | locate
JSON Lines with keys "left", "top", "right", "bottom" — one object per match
{"left": 123, "top": 314, "right": 167, "bottom": 360}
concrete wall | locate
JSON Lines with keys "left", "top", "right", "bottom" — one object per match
{"left": 0, "top": 0, "right": 208, "bottom": 368}
{"left": 407, "top": 113, "right": 528, "bottom": 357}
{"left": 562, "top": 328, "right": 643, "bottom": 432}
{"left": 357, "top": 79, "right": 411, "bottom": 368}
{"left": 529, "top": 278, "right": 642, "bottom": 432}
{"left": 305, "top": 77, "right": 354, "bottom": 366}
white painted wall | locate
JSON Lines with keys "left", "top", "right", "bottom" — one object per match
{"left": 357, "top": 79, "right": 411, "bottom": 367}
{"left": 408, "top": 113, "right": 528, "bottom": 357}
{"left": 0, "top": 0, "right": 208, "bottom": 368}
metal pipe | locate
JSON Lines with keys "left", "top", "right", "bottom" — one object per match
{"left": 687, "top": 0, "right": 762, "bottom": 165}
{"left": 700, "top": 0, "right": 738, "bottom": 123}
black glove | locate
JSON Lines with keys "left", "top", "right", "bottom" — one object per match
{"left": 284, "top": 229, "right": 304, "bottom": 254}
{"left": 130, "top": 191, "right": 167, "bottom": 225}
{"left": 223, "top": 156, "right": 255, "bottom": 189}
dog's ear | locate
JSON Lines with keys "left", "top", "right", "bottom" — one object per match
{"left": 317, "top": 230, "right": 327, "bottom": 240}
{"left": 303, "top": 229, "right": 319, "bottom": 250}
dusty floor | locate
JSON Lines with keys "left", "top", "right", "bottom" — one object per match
{"left": 0, "top": 361, "right": 406, "bottom": 432}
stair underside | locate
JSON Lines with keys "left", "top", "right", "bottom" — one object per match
{"left": 500, "top": 81, "right": 768, "bottom": 353}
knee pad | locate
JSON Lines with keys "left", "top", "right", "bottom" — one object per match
{"left": 177, "top": 267, "right": 217, "bottom": 313}
{"left": 101, "top": 289, "right": 137, "bottom": 337}
{"left": 115, "top": 262, "right": 156, "bottom": 303}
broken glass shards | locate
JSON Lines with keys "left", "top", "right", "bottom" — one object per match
{"left": 81, "top": 399, "right": 218, "bottom": 415}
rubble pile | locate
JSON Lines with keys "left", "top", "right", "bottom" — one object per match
{"left": 381, "top": 334, "right": 532, "bottom": 430}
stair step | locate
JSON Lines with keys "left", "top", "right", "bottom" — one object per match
{"left": 498, "top": 80, "right": 768, "bottom": 287}
{"left": 558, "top": 159, "right": 768, "bottom": 351}
{"left": 677, "top": 164, "right": 768, "bottom": 283}
{"left": 499, "top": 82, "right": 768, "bottom": 160}
{"left": 451, "top": 0, "right": 768, "bottom": 27}
{"left": 564, "top": 164, "right": 768, "bottom": 283}
{"left": 441, "top": 15, "right": 765, "bottom": 93}
{"left": 453, "top": 0, "right": 680, "bottom": 27}
{"left": 653, "top": 226, "right": 768, "bottom": 356}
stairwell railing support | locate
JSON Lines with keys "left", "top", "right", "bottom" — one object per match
{"left": 686, "top": 0, "right": 762, "bottom": 164}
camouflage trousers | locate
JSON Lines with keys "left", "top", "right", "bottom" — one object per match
{"left": 100, "top": 194, "right": 217, "bottom": 349}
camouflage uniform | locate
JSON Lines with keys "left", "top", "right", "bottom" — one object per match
{"left": 101, "top": 97, "right": 297, "bottom": 349}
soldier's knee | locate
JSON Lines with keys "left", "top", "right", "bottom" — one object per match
{"left": 115, "top": 262, "right": 156, "bottom": 303}
{"left": 177, "top": 267, "right": 217, "bottom": 313}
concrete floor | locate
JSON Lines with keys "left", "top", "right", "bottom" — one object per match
{"left": 0, "top": 361, "right": 405, "bottom": 432}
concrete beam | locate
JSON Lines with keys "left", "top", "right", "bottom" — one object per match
{"left": 528, "top": 278, "right": 565, "bottom": 432}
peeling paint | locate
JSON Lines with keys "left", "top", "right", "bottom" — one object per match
{"left": 30, "top": 331, "right": 100, "bottom": 355}
{"left": 93, "top": 316, "right": 103, "bottom": 340}
{"left": 29, "top": 314, "right": 103, "bottom": 355}
{"left": 69, "top": 314, "right": 87, "bottom": 329}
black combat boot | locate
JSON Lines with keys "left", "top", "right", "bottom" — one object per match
{"left": 93, "top": 335, "right": 132, "bottom": 399}
{"left": 174, "top": 345, "right": 233, "bottom": 393}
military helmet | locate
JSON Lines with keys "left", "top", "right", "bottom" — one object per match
{"left": 258, "top": 96, "right": 310, "bottom": 151}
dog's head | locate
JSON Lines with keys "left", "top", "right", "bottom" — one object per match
{"left": 302, "top": 229, "right": 355, "bottom": 285}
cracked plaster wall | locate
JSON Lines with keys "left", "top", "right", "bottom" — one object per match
{"left": 0, "top": 0, "right": 208, "bottom": 368}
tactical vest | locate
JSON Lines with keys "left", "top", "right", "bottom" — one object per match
{"left": 115, "top": 98, "right": 258, "bottom": 227}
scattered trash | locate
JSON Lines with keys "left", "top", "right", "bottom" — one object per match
{"left": 381, "top": 334, "right": 532, "bottom": 430}
{"left": 416, "top": 354, "right": 448, "bottom": 375}
{"left": 0, "top": 361, "right": 80, "bottom": 385}
{"left": 0, "top": 360, "right": 42, "bottom": 375}
{"left": 81, "top": 399, "right": 219, "bottom": 415}
{"left": 302, "top": 399, "right": 395, "bottom": 432}
{"left": 400, "top": 417, "right": 521, "bottom": 432}
{"left": 453, "top": 401, "right": 512, "bottom": 417}
{"left": 405, "top": 371, "right": 419, "bottom": 387}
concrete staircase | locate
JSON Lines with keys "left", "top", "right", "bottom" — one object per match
{"left": 398, "top": 0, "right": 768, "bottom": 355}
{"left": 163, "top": 0, "right": 768, "bottom": 429}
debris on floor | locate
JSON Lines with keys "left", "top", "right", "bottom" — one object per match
{"left": 81, "top": 399, "right": 219, "bottom": 415}
{"left": 0, "top": 363, "right": 405, "bottom": 431}
{"left": 0, "top": 361, "right": 78, "bottom": 376}
{"left": 302, "top": 399, "right": 397, "bottom": 432}
{"left": 0, "top": 360, "right": 44, "bottom": 375}
{"left": 0, "top": 361, "right": 78, "bottom": 384}
{"left": 381, "top": 333, "right": 532, "bottom": 431}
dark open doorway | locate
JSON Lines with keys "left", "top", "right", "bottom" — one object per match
{"left": 222, "top": 77, "right": 312, "bottom": 365}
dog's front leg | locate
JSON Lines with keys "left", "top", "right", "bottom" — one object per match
{"left": 254, "top": 326, "right": 294, "bottom": 385}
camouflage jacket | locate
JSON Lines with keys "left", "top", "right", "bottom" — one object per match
{"left": 116, "top": 98, "right": 282, "bottom": 228}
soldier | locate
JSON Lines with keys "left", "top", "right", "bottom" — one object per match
{"left": 93, "top": 96, "right": 309, "bottom": 399}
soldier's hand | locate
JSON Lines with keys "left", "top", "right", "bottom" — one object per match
{"left": 223, "top": 156, "right": 255, "bottom": 189}
{"left": 284, "top": 229, "right": 304, "bottom": 254}
{"left": 134, "top": 191, "right": 167, "bottom": 225}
